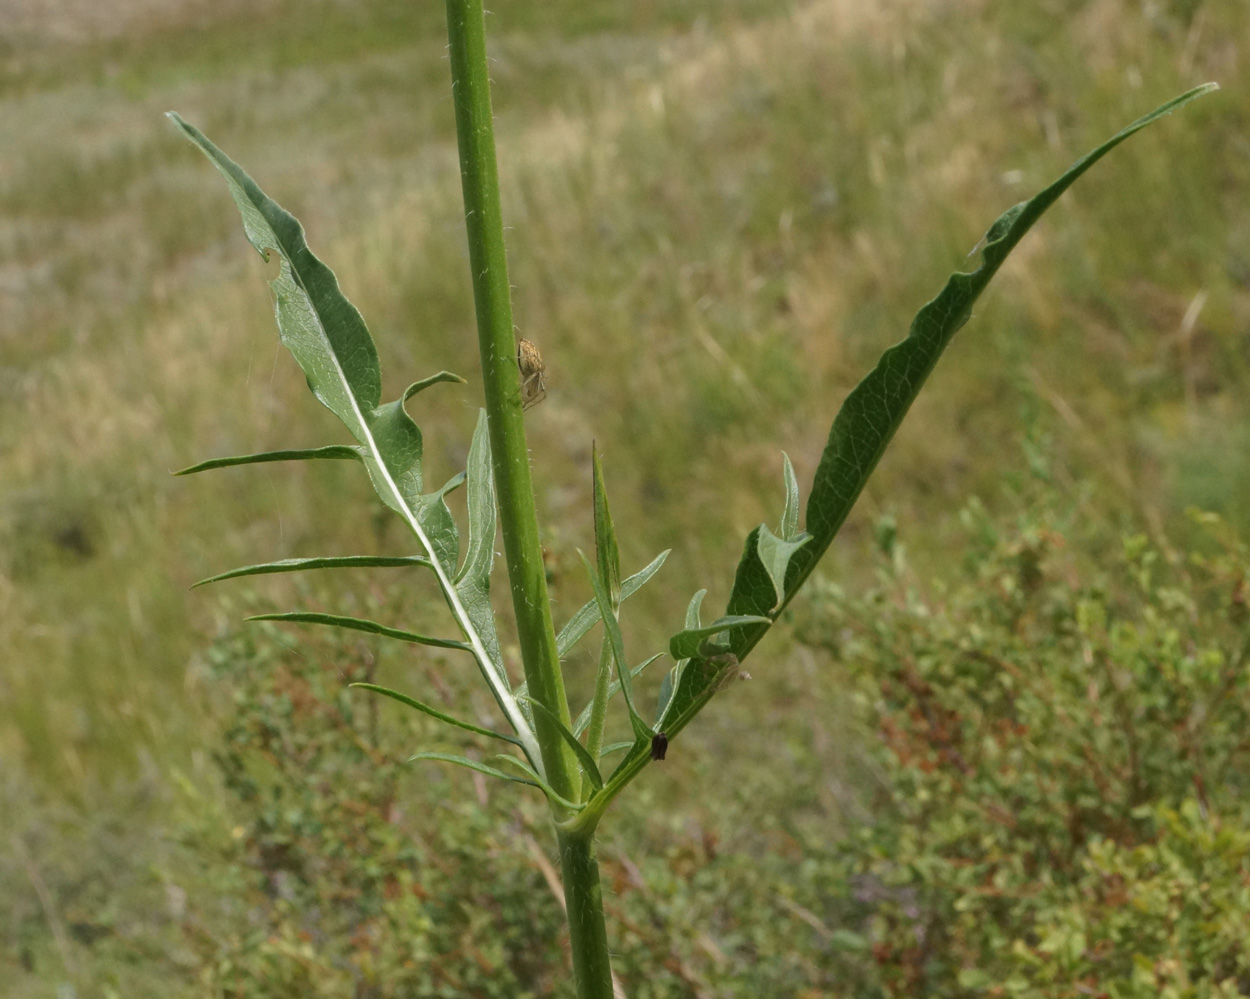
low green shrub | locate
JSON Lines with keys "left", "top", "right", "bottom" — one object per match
{"left": 183, "top": 614, "right": 568, "bottom": 999}
{"left": 798, "top": 498, "right": 1250, "bottom": 997}
{"left": 181, "top": 490, "right": 1250, "bottom": 997}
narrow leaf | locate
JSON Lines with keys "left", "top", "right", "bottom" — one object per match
{"left": 193, "top": 555, "right": 431, "bottom": 588}
{"left": 599, "top": 741, "right": 633, "bottom": 758}
{"left": 668, "top": 615, "right": 771, "bottom": 661}
{"left": 405, "top": 371, "right": 466, "bottom": 398}
{"left": 578, "top": 551, "right": 652, "bottom": 741}
{"left": 584, "top": 638, "right": 614, "bottom": 768}
{"left": 592, "top": 444, "right": 622, "bottom": 609}
{"left": 351, "top": 683, "right": 521, "bottom": 745}
{"left": 521, "top": 696, "right": 603, "bottom": 791}
{"left": 685, "top": 589, "right": 707, "bottom": 630}
{"left": 780, "top": 452, "right": 800, "bottom": 541}
{"left": 555, "top": 550, "right": 670, "bottom": 658}
{"left": 174, "top": 446, "right": 362, "bottom": 475}
{"left": 411, "top": 751, "right": 542, "bottom": 789}
{"left": 491, "top": 755, "right": 586, "bottom": 812}
{"left": 247, "top": 611, "right": 470, "bottom": 651}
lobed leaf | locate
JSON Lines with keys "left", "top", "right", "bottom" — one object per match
{"left": 170, "top": 113, "right": 542, "bottom": 769}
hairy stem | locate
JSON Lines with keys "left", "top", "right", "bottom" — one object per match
{"left": 558, "top": 830, "right": 616, "bottom": 999}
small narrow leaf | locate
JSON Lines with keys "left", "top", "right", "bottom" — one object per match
{"left": 599, "top": 741, "right": 633, "bottom": 757}
{"left": 193, "top": 555, "right": 431, "bottom": 588}
{"left": 573, "top": 654, "right": 665, "bottom": 739}
{"left": 668, "top": 615, "right": 771, "bottom": 661}
{"left": 174, "top": 446, "right": 363, "bottom": 476}
{"left": 555, "top": 549, "right": 670, "bottom": 658}
{"left": 780, "top": 452, "right": 800, "bottom": 541}
{"left": 491, "top": 755, "right": 586, "bottom": 812}
{"left": 685, "top": 589, "right": 707, "bottom": 630}
{"left": 592, "top": 444, "right": 622, "bottom": 609}
{"left": 351, "top": 683, "right": 521, "bottom": 745}
{"left": 411, "top": 752, "right": 542, "bottom": 789}
{"left": 405, "top": 371, "right": 466, "bottom": 398}
{"left": 578, "top": 551, "right": 652, "bottom": 741}
{"left": 247, "top": 611, "right": 470, "bottom": 651}
{"left": 521, "top": 696, "right": 603, "bottom": 791}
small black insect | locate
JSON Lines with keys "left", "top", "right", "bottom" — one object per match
{"left": 650, "top": 731, "right": 668, "bottom": 761}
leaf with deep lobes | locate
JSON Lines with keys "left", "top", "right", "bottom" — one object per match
{"left": 564, "top": 84, "right": 1220, "bottom": 837}
{"left": 170, "top": 113, "right": 541, "bottom": 773}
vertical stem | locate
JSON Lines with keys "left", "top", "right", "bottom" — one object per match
{"left": 443, "top": 0, "right": 575, "bottom": 795}
{"left": 443, "top": 4, "right": 614, "bottom": 998}
{"left": 558, "top": 831, "right": 617, "bottom": 999}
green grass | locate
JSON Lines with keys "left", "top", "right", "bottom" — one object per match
{"left": 2, "top": 0, "right": 1247, "bottom": 993}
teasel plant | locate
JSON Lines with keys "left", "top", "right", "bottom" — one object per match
{"left": 167, "top": 2, "right": 1216, "bottom": 993}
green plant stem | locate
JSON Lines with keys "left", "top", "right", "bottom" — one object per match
{"left": 557, "top": 830, "right": 616, "bottom": 999}
{"left": 443, "top": 6, "right": 613, "bottom": 995}
{"left": 443, "top": 0, "right": 576, "bottom": 797}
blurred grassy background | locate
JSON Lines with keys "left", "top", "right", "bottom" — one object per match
{"left": 1, "top": 0, "right": 1246, "bottom": 993}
